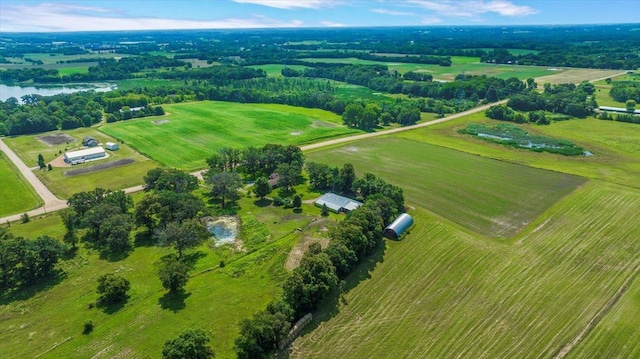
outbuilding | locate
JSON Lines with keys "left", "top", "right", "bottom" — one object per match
{"left": 383, "top": 213, "right": 414, "bottom": 240}
{"left": 105, "top": 142, "right": 119, "bottom": 151}
{"left": 64, "top": 146, "right": 106, "bottom": 164}
{"left": 315, "top": 192, "right": 362, "bottom": 213}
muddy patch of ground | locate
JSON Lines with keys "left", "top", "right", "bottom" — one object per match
{"left": 64, "top": 158, "right": 135, "bottom": 176}
{"left": 290, "top": 131, "right": 302, "bottom": 136}
{"left": 152, "top": 119, "right": 170, "bottom": 125}
{"left": 37, "top": 133, "right": 76, "bottom": 146}
{"left": 310, "top": 120, "right": 336, "bottom": 128}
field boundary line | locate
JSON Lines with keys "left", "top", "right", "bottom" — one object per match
{"left": 553, "top": 259, "right": 640, "bottom": 359}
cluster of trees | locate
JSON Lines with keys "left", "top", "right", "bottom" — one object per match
{"left": 235, "top": 189, "right": 402, "bottom": 358}
{"left": 64, "top": 188, "right": 135, "bottom": 253}
{"left": 295, "top": 50, "right": 452, "bottom": 66}
{"left": 0, "top": 229, "right": 67, "bottom": 291}
{"left": 598, "top": 111, "right": 640, "bottom": 124}
{"left": 610, "top": 80, "right": 640, "bottom": 103}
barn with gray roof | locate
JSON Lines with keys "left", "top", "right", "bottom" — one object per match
{"left": 315, "top": 193, "right": 362, "bottom": 213}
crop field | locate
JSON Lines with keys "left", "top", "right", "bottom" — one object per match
{"left": 0, "top": 152, "right": 40, "bottom": 217}
{"left": 101, "top": 101, "right": 360, "bottom": 170}
{"left": 0, "top": 194, "right": 328, "bottom": 359}
{"left": 300, "top": 56, "right": 560, "bottom": 80}
{"left": 247, "top": 64, "right": 310, "bottom": 77}
{"left": 306, "top": 137, "right": 585, "bottom": 238}
{"left": 290, "top": 181, "right": 640, "bottom": 358}
{"left": 397, "top": 113, "right": 640, "bottom": 189}
{"left": 533, "top": 68, "right": 624, "bottom": 85}
{"left": 4, "top": 128, "right": 158, "bottom": 198}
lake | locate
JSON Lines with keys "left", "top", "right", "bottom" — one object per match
{"left": 0, "top": 83, "right": 116, "bottom": 102}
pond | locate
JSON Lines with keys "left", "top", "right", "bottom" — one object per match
{"left": 206, "top": 216, "right": 239, "bottom": 246}
{"left": 0, "top": 83, "right": 116, "bottom": 103}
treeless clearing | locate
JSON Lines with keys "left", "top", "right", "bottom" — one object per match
{"left": 534, "top": 68, "right": 625, "bottom": 85}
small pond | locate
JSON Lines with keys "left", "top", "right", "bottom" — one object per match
{"left": 206, "top": 216, "right": 238, "bottom": 246}
{"left": 0, "top": 83, "right": 116, "bottom": 103}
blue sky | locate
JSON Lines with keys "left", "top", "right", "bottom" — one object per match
{"left": 0, "top": 0, "right": 638, "bottom": 32}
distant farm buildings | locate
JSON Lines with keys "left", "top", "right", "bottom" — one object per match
{"left": 383, "top": 213, "right": 414, "bottom": 240}
{"left": 105, "top": 142, "right": 119, "bottom": 151}
{"left": 315, "top": 193, "right": 362, "bottom": 213}
{"left": 598, "top": 106, "right": 640, "bottom": 115}
{"left": 82, "top": 136, "right": 99, "bottom": 147}
{"left": 64, "top": 146, "right": 106, "bottom": 165}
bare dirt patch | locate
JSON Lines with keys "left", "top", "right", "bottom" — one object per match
{"left": 37, "top": 133, "right": 76, "bottom": 146}
{"left": 534, "top": 69, "right": 624, "bottom": 85}
{"left": 285, "top": 235, "right": 330, "bottom": 270}
{"left": 290, "top": 131, "right": 302, "bottom": 136}
{"left": 152, "top": 119, "right": 170, "bottom": 125}
{"left": 64, "top": 158, "right": 135, "bottom": 176}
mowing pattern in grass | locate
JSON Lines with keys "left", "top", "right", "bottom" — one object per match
{"left": 101, "top": 101, "right": 359, "bottom": 170}
{"left": 307, "top": 137, "right": 585, "bottom": 237}
{"left": 0, "top": 153, "right": 40, "bottom": 216}
{"left": 290, "top": 182, "right": 640, "bottom": 358}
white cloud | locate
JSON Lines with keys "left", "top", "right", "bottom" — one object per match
{"left": 371, "top": 8, "right": 415, "bottom": 16}
{"left": 421, "top": 15, "right": 442, "bottom": 24}
{"left": 0, "top": 3, "right": 305, "bottom": 32}
{"left": 232, "top": 0, "right": 341, "bottom": 9}
{"left": 320, "top": 21, "right": 346, "bottom": 27}
{"left": 406, "top": 0, "right": 538, "bottom": 18}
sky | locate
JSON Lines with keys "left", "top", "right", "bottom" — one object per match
{"left": 0, "top": 0, "right": 638, "bottom": 33}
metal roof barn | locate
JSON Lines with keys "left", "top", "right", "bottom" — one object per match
{"left": 383, "top": 213, "right": 414, "bottom": 239}
{"left": 315, "top": 192, "right": 362, "bottom": 213}
{"left": 63, "top": 146, "right": 106, "bottom": 164}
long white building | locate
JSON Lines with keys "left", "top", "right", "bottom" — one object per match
{"left": 63, "top": 146, "right": 106, "bottom": 164}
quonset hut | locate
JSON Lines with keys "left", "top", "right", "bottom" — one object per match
{"left": 383, "top": 213, "right": 413, "bottom": 240}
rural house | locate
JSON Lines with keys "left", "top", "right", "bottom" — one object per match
{"left": 82, "top": 136, "right": 99, "bottom": 147}
{"left": 315, "top": 192, "right": 362, "bottom": 213}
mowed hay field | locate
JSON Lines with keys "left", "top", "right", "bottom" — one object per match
{"left": 101, "top": 101, "right": 359, "bottom": 170}
{"left": 0, "top": 152, "right": 40, "bottom": 216}
{"left": 306, "top": 137, "right": 585, "bottom": 238}
{"left": 290, "top": 182, "right": 640, "bottom": 359}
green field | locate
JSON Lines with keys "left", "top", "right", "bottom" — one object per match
{"left": 291, "top": 181, "right": 640, "bottom": 358}
{"left": 0, "top": 152, "right": 40, "bottom": 217}
{"left": 101, "top": 101, "right": 360, "bottom": 170}
{"left": 1, "top": 193, "right": 330, "bottom": 359}
{"left": 307, "top": 137, "right": 585, "bottom": 237}
{"left": 397, "top": 113, "right": 640, "bottom": 189}
{"left": 247, "top": 64, "right": 310, "bottom": 77}
{"left": 4, "top": 128, "right": 158, "bottom": 198}
{"left": 300, "top": 56, "right": 559, "bottom": 80}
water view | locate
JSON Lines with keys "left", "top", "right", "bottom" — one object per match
{"left": 0, "top": 83, "right": 116, "bottom": 102}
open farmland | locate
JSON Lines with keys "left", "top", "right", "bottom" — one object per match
{"left": 0, "top": 152, "right": 40, "bottom": 216}
{"left": 306, "top": 137, "right": 585, "bottom": 237}
{"left": 397, "top": 114, "right": 640, "bottom": 189}
{"left": 247, "top": 64, "right": 311, "bottom": 77}
{"left": 300, "top": 56, "right": 562, "bottom": 80}
{"left": 101, "top": 101, "right": 360, "bottom": 170}
{"left": 290, "top": 182, "right": 640, "bottom": 358}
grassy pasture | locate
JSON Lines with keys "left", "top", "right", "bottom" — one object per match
{"left": 100, "top": 101, "right": 360, "bottom": 170}
{"left": 3, "top": 53, "right": 132, "bottom": 66}
{"left": 474, "top": 48, "right": 541, "bottom": 55}
{"left": 247, "top": 64, "right": 310, "bottom": 77}
{"left": 291, "top": 181, "right": 640, "bottom": 358}
{"left": 306, "top": 137, "right": 585, "bottom": 238}
{"left": 400, "top": 113, "right": 640, "bottom": 189}
{"left": 299, "top": 56, "right": 559, "bottom": 80}
{"left": 1, "top": 194, "right": 327, "bottom": 359}
{"left": 0, "top": 152, "right": 40, "bottom": 217}
{"left": 4, "top": 128, "right": 158, "bottom": 198}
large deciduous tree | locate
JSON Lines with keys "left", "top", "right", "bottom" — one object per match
{"left": 162, "top": 329, "right": 215, "bottom": 359}
{"left": 96, "top": 273, "right": 130, "bottom": 304}
{"left": 158, "top": 256, "right": 190, "bottom": 293}
{"left": 158, "top": 219, "right": 209, "bottom": 258}
{"left": 208, "top": 171, "right": 242, "bottom": 208}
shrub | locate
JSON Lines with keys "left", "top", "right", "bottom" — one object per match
{"left": 83, "top": 320, "right": 94, "bottom": 334}
{"left": 96, "top": 273, "right": 130, "bottom": 304}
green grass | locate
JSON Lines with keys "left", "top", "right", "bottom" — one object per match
{"left": 4, "top": 128, "right": 159, "bottom": 199}
{"left": 247, "top": 64, "right": 310, "bottom": 77}
{"left": 334, "top": 83, "right": 395, "bottom": 101}
{"left": 475, "top": 48, "right": 541, "bottom": 55}
{"left": 115, "top": 79, "right": 183, "bottom": 91}
{"left": 4, "top": 53, "right": 132, "bottom": 66}
{"left": 1, "top": 192, "right": 329, "bottom": 359}
{"left": 0, "top": 152, "right": 40, "bottom": 217}
{"left": 291, "top": 181, "right": 640, "bottom": 358}
{"left": 399, "top": 113, "right": 640, "bottom": 189}
{"left": 306, "top": 137, "right": 585, "bottom": 238}
{"left": 57, "top": 66, "right": 89, "bottom": 75}
{"left": 299, "top": 56, "right": 558, "bottom": 80}
{"left": 101, "top": 101, "right": 360, "bottom": 170}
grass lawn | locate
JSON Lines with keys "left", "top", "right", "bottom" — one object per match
{"left": 399, "top": 113, "right": 640, "bottom": 189}
{"left": 0, "top": 152, "right": 40, "bottom": 217}
{"left": 1, "top": 191, "right": 332, "bottom": 359}
{"left": 291, "top": 181, "right": 640, "bottom": 358}
{"left": 300, "top": 56, "right": 559, "bottom": 80}
{"left": 306, "top": 137, "right": 585, "bottom": 238}
{"left": 101, "top": 101, "right": 360, "bottom": 170}
{"left": 57, "top": 66, "right": 90, "bottom": 75}
{"left": 4, "top": 128, "right": 159, "bottom": 199}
